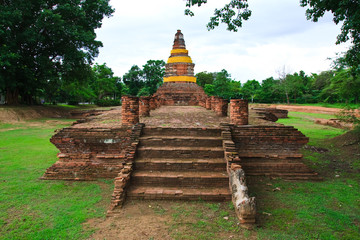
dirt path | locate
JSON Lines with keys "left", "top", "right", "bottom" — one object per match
{"left": 267, "top": 104, "right": 349, "bottom": 115}
{"left": 86, "top": 200, "right": 172, "bottom": 240}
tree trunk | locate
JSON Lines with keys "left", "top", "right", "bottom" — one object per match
{"left": 285, "top": 92, "right": 290, "bottom": 104}
{"left": 5, "top": 88, "right": 19, "bottom": 105}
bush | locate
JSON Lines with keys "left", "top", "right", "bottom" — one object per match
{"left": 94, "top": 99, "right": 121, "bottom": 107}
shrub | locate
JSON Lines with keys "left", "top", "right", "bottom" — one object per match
{"left": 94, "top": 99, "right": 121, "bottom": 107}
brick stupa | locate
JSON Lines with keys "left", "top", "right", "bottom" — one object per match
{"left": 154, "top": 30, "right": 207, "bottom": 106}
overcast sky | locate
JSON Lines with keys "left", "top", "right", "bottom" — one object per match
{"left": 94, "top": 0, "right": 349, "bottom": 83}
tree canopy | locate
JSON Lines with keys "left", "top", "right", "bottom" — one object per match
{"left": 122, "top": 60, "right": 165, "bottom": 97}
{"left": 0, "top": 0, "right": 114, "bottom": 104}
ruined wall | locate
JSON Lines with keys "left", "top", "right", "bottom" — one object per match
{"left": 42, "top": 126, "right": 140, "bottom": 180}
{"left": 230, "top": 125, "right": 319, "bottom": 179}
{"left": 232, "top": 125, "right": 308, "bottom": 158}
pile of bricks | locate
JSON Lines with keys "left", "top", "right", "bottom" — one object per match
{"left": 121, "top": 96, "right": 139, "bottom": 126}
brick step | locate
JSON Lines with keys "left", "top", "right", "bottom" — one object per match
{"left": 247, "top": 172, "right": 321, "bottom": 180}
{"left": 241, "top": 162, "right": 314, "bottom": 173}
{"left": 139, "top": 136, "right": 222, "bottom": 147}
{"left": 142, "top": 127, "right": 221, "bottom": 137}
{"left": 127, "top": 186, "right": 231, "bottom": 201}
{"left": 136, "top": 146, "right": 224, "bottom": 158}
{"left": 232, "top": 132, "right": 307, "bottom": 137}
{"left": 134, "top": 158, "right": 226, "bottom": 171}
{"left": 131, "top": 170, "right": 229, "bottom": 188}
{"left": 237, "top": 153, "right": 303, "bottom": 158}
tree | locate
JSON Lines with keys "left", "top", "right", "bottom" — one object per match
{"left": 320, "top": 69, "right": 360, "bottom": 104}
{"left": 185, "top": 0, "right": 360, "bottom": 72}
{"left": 196, "top": 71, "right": 215, "bottom": 87}
{"left": 122, "top": 65, "right": 144, "bottom": 96}
{"left": 258, "top": 77, "right": 282, "bottom": 103}
{"left": 142, "top": 60, "right": 165, "bottom": 95}
{"left": 213, "top": 69, "right": 233, "bottom": 99}
{"left": 242, "top": 79, "right": 261, "bottom": 103}
{"left": 185, "top": 0, "right": 251, "bottom": 32}
{"left": 300, "top": 0, "right": 360, "bottom": 74}
{"left": 285, "top": 73, "right": 305, "bottom": 103}
{"left": 91, "top": 63, "right": 118, "bottom": 100}
{"left": 122, "top": 60, "right": 165, "bottom": 97}
{"left": 276, "top": 65, "right": 292, "bottom": 104}
{"left": 0, "top": 0, "right": 114, "bottom": 104}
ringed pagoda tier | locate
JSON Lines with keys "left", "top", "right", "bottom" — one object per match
{"left": 154, "top": 30, "right": 207, "bottom": 106}
{"left": 163, "top": 30, "right": 196, "bottom": 83}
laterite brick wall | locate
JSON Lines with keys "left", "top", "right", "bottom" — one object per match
{"left": 42, "top": 126, "right": 138, "bottom": 180}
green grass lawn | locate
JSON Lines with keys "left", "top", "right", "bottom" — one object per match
{"left": 294, "top": 103, "right": 360, "bottom": 109}
{"left": 0, "top": 120, "right": 113, "bottom": 239}
{"left": 1, "top": 112, "right": 359, "bottom": 240}
{"left": 277, "top": 112, "right": 346, "bottom": 145}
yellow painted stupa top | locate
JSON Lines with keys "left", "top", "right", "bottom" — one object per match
{"left": 163, "top": 30, "right": 196, "bottom": 83}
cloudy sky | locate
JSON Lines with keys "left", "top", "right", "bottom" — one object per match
{"left": 94, "top": 0, "right": 349, "bottom": 83}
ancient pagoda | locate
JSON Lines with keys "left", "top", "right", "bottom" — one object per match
{"left": 154, "top": 30, "right": 207, "bottom": 105}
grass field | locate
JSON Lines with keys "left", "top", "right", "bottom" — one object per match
{"left": 277, "top": 112, "right": 346, "bottom": 145}
{"left": 0, "top": 120, "right": 113, "bottom": 239}
{"left": 272, "top": 103, "right": 360, "bottom": 109}
{"left": 0, "top": 111, "right": 359, "bottom": 239}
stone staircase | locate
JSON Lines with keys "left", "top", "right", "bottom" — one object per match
{"left": 127, "top": 127, "right": 231, "bottom": 201}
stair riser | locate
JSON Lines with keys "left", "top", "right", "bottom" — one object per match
{"left": 139, "top": 138, "right": 222, "bottom": 147}
{"left": 127, "top": 194, "right": 231, "bottom": 201}
{"left": 242, "top": 164, "right": 313, "bottom": 173}
{"left": 246, "top": 173, "right": 321, "bottom": 180}
{"left": 131, "top": 177, "right": 229, "bottom": 188}
{"left": 142, "top": 128, "right": 221, "bottom": 137}
{"left": 134, "top": 162, "right": 226, "bottom": 171}
{"left": 137, "top": 149, "right": 224, "bottom": 158}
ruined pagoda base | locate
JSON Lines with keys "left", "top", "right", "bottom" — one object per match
{"left": 154, "top": 82, "right": 207, "bottom": 106}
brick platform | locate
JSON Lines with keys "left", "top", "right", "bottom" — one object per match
{"left": 230, "top": 125, "right": 320, "bottom": 180}
{"left": 42, "top": 126, "right": 136, "bottom": 180}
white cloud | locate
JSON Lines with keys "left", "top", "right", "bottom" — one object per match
{"left": 95, "top": 0, "right": 349, "bottom": 83}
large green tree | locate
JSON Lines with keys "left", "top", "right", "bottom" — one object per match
{"left": 0, "top": 0, "right": 114, "bottom": 104}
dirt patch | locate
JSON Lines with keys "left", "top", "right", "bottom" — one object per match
{"left": 73, "top": 105, "right": 279, "bottom": 129}
{"left": 86, "top": 200, "right": 173, "bottom": 240}
{"left": 0, "top": 106, "right": 72, "bottom": 123}
{"left": 141, "top": 106, "right": 229, "bottom": 128}
{"left": 267, "top": 104, "right": 342, "bottom": 115}
{"left": 86, "top": 200, "right": 256, "bottom": 240}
